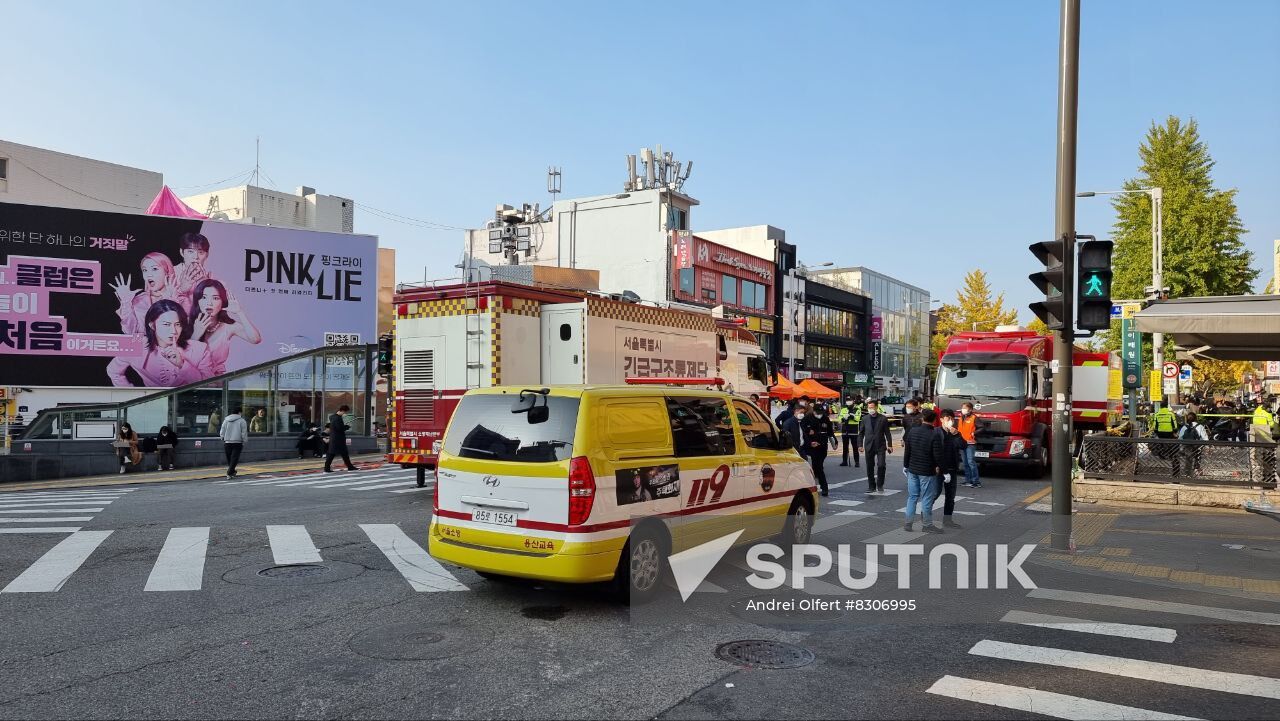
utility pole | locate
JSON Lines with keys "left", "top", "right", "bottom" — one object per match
{"left": 1050, "top": 0, "right": 1080, "bottom": 551}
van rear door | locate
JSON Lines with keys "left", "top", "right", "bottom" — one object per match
{"left": 435, "top": 393, "right": 581, "bottom": 546}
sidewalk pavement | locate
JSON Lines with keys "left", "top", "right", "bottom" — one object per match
{"left": 0, "top": 453, "right": 390, "bottom": 493}
{"left": 1028, "top": 499, "right": 1280, "bottom": 599}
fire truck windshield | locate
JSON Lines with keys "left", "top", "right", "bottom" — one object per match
{"left": 937, "top": 363, "right": 1028, "bottom": 400}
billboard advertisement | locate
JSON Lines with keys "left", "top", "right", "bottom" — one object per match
{"left": 0, "top": 203, "right": 377, "bottom": 388}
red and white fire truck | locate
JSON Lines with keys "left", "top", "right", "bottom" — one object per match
{"left": 934, "top": 328, "right": 1116, "bottom": 475}
{"left": 386, "top": 279, "right": 770, "bottom": 485}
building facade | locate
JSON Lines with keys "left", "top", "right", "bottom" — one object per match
{"left": 181, "top": 185, "right": 355, "bottom": 233}
{"left": 670, "top": 231, "right": 776, "bottom": 355}
{"left": 799, "top": 279, "right": 874, "bottom": 395}
{"left": 0, "top": 139, "right": 163, "bottom": 213}
{"left": 694, "top": 225, "right": 796, "bottom": 367}
{"left": 809, "top": 266, "right": 932, "bottom": 397}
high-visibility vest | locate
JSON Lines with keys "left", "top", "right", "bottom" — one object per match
{"left": 922, "top": 402, "right": 935, "bottom": 411}
{"left": 1152, "top": 408, "right": 1177, "bottom": 433}
{"left": 1253, "top": 406, "right": 1274, "bottom": 427}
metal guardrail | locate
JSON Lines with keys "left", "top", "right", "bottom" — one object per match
{"left": 1079, "top": 435, "right": 1277, "bottom": 488}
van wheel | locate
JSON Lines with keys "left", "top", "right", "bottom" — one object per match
{"left": 780, "top": 493, "right": 814, "bottom": 547}
{"left": 613, "top": 525, "right": 668, "bottom": 605}
{"left": 416, "top": 467, "right": 427, "bottom": 488}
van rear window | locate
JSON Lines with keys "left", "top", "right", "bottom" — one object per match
{"left": 443, "top": 394, "right": 579, "bottom": 463}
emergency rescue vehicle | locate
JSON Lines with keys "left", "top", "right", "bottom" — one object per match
{"left": 934, "top": 327, "right": 1117, "bottom": 474}
{"left": 428, "top": 384, "right": 817, "bottom": 602}
{"left": 386, "top": 279, "right": 770, "bottom": 485}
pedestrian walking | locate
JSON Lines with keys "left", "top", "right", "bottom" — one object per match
{"left": 219, "top": 408, "right": 248, "bottom": 478}
{"left": 155, "top": 425, "right": 179, "bottom": 470}
{"left": 936, "top": 410, "right": 965, "bottom": 528}
{"left": 775, "top": 399, "right": 798, "bottom": 429}
{"left": 803, "top": 403, "right": 835, "bottom": 496}
{"left": 324, "top": 405, "right": 358, "bottom": 472}
{"left": 957, "top": 402, "right": 982, "bottom": 488}
{"left": 782, "top": 406, "right": 808, "bottom": 459}
{"left": 838, "top": 396, "right": 862, "bottom": 467}
{"left": 113, "top": 423, "right": 141, "bottom": 474}
{"left": 902, "top": 408, "right": 943, "bottom": 534}
{"left": 861, "top": 399, "right": 893, "bottom": 495}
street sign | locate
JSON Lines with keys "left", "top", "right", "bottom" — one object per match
{"left": 1121, "top": 303, "right": 1142, "bottom": 320}
{"left": 1149, "top": 370, "right": 1163, "bottom": 403}
{"left": 1268, "top": 361, "right": 1280, "bottom": 379}
{"left": 1122, "top": 318, "right": 1143, "bottom": 389}
{"left": 871, "top": 342, "right": 883, "bottom": 371}
{"left": 1180, "top": 364, "right": 1193, "bottom": 384}
{"left": 1162, "top": 362, "right": 1178, "bottom": 379}
{"left": 1163, "top": 378, "right": 1177, "bottom": 395}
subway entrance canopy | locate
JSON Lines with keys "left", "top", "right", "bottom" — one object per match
{"left": 1133, "top": 295, "right": 1280, "bottom": 361}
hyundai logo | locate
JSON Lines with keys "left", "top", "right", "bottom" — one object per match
{"left": 482, "top": 475, "right": 501, "bottom": 487}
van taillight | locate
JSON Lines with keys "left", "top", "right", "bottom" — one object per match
{"left": 568, "top": 456, "right": 595, "bottom": 526}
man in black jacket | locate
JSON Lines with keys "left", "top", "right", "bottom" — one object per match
{"left": 324, "top": 405, "right": 358, "bottom": 472}
{"left": 902, "top": 408, "right": 943, "bottom": 534}
{"left": 802, "top": 403, "right": 836, "bottom": 496}
{"left": 861, "top": 400, "right": 893, "bottom": 495}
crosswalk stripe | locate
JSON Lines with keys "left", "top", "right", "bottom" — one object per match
{"left": 312, "top": 475, "right": 408, "bottom": 489}
{"left": 828, "top": 477, "right": 869, "bottom": 489}
{"left": 359, "top": 524, "right": 467, "bottom": 592}
{"left": 286, "top": 472, "right": 407, "bottom": 487}
{"left": 0, "top": 508, "right": 104, "bottom": 514}
{"left": 345, "top": 481, "right": 416, "bottom": 491}
{"left": 969, "top": 640, "right": 1280, "bottom": 699}
{"left": 926, "top": 675, "right": 1200, "bottom": 720}
{"left": 389, "top": 486, "right": 434, "bottom": 494}
{"left": 266, "top": 525, "right": 322, "bottom": 565}
{"left": 1, "top": 530, "right": 113, "bottom": 593}
{"left": 0, "top": 527, "right": 82, "bottom": 534}
{"left": 0, "top": 493, "right": 125, "bottom": 500}
{"left": 145, "top": 527, "right": 209, "bottom": 592}
{"left": 0, "top": 501, "right": 115, "bottom": 508}
{"left": 826, "top": 499, "right": 864, "bottom": 507}
{"left": 1028, "top": 588, "right": 1280, "bottom": 625}
{"left": 1000, "top": 610, "right": 1177, "bottom": 643}
{"left": 812, "top": 512, "right": 874, "bottom": 535}
{"left": 0, "top": 517, "right": 94, "bottom": 523}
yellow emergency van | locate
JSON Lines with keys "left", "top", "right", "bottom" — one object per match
{"left": 429, "top": 385, "right": 817, "bottom": 601}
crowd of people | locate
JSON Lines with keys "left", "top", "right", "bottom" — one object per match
{"left": 771, "top": 393, "right": 980, "bottom": 534}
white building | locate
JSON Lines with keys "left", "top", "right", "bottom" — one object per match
{"left": 463, "top": 186, "right": 697, "bottom": 305}
{"left": 181, "top": 185, "right": 354, "bottom": 233}
{"left": 0, "top": 139, "right": 163, "bottom": 212}
{"left": 808, "top": 266, "right": 932, "bottom": 395}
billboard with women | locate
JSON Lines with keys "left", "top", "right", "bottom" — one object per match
{"left": 0, "top": 202, "right": 377, "bottom": 388}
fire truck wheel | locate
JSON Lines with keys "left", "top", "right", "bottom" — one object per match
{"left": 1030, "top": 444, "right": 1049, "bottom": 477}
{"left": 416, "top": 467, "right": 427, "bottom": 487}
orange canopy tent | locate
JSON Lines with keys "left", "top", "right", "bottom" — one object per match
{"left": 797, "top": 378, "right": 840, "bottom": 400}
{"left": 768, "top": 373, "right": 801, "bottom": 400}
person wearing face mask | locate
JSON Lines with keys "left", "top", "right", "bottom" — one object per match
{"left": 957, "top": 402, "right": 982, "bottom": 488}
{"left": 861, "top": 400, "right": 893, "bottom": 494}
{"left": 936, "top": 409, "right": 966, "bottom": 528}
{"left": 781, "top": 406, "right": 808, "bottom": 459}
{"left": 838, "top": 397, "right": 861, "bottom": 468}
{"left": 803, "top": 403, "right": 835, "bottom": 496}
{"left": 901, "top": 399, "right": 923, "bottom": 432}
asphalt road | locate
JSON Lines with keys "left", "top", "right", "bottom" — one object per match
{"left": 1, "top": 445, "right": 1278, "bottom": 720}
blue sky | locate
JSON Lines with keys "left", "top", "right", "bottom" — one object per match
{"left": 5, "top": 0, "right": 1277, "bottom": 319}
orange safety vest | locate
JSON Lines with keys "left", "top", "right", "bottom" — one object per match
{"left": 957, "top": 414, "right": 978, "bottom": 444}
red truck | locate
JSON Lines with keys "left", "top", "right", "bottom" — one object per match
{"left": 934, "top": 329, "right": 1115, "bottom": 475}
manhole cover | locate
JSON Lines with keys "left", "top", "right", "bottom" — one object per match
{"left": 715, "top": 640, "right": 814, "bottom": 670}
{"left": 222, "top": 560, "right": 364, "bottom": 587}
{"left": 349, "top": 622, "right": 491, "bottom": 661}
{"left": 258, "top": 564, "right": 330, "bottom": 579}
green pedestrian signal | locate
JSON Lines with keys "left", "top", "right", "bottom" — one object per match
{"left": 1077, "top": 240, "right": 1114, "bottom": 331}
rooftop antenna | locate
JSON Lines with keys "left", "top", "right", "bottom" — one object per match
{"left": 547, "top": 166, "right": 562, "bottom": 208}
{"left": 250, "top": 136, "right": 260, "bottom": 187}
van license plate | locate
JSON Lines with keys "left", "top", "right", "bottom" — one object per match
{"left": 974, "top": 451, "right": 990, "bottom": 459}
{"left": 472, "top": 509, "right": 518, "bottom": 527}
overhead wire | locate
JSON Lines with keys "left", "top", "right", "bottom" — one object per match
{"left": 5, "top": 154, "right": 144, "bottom": 209}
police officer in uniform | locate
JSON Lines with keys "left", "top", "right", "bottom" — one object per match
{"left": 1151, "top": 404, "right": 1179, "bottom": 469}
{"left": 838, "top": 396, "right": 862, "bottom": 467}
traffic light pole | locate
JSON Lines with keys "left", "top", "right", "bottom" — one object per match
{"left": 1050, "top": 0, "right": 1080, "bottom": 552}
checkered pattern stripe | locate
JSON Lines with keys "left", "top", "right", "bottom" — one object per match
{"left": 503, "top": 296, "right": 541, "bottom": 317}
{"left": 490, "top": 308, "right": 502, "bottom": 386}
{"left": 401, "top": 297, "right": 480, "bottom": 318}
{"left": 587, "top": 296, "right": 715, "bottom": 332}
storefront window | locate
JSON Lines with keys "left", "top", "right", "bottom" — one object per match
{"left": 741, "top": 282, "right": 756, "bottom": 309}
{"left": 678, "top": 268, "right": 695, "bottom": 295}
{"left": 175, "top": 383, "right": 224, "bottom": 436}
{"left": 229, "top": 369, "right": 274, "bottom": 435}
{"left": 721, "top": 275, "right": 737, "bottom": 305}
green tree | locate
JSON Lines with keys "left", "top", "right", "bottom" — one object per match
{"left": 1026, "top": 318, "right": 1051, "bottom": 336}
{"left": 1191, "top": 359, "right": 1252, "bottom": 397}
{"left": 1101, "top": 117, "right": 1256, "bottom": 359}
{"left": 930, "top": 270, "right": 1019, "bottom": 357}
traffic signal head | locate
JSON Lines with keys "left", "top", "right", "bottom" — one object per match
{"left": 1077, "top": 239, "right": 1114, "bottom": 331}
{"left": 377, "top": 333, "right": 393, "bottom": 377}
{"left": 1028, "top": 238, "right": 1067, "bottom": 330}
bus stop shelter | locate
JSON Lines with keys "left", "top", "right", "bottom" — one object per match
{"left": 1133, "top": 295, "right": 1280, "bottom": 361}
